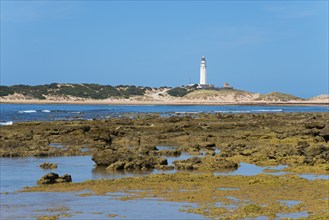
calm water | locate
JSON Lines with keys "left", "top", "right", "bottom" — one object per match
{"left": 1, "top": 103, "right": 328, "bottom": 124}
{"left": 1, "top": 155, "right": 327, "bottom": 193}
{"left": 1, "top": 155, "right": 327, "bottom": 219}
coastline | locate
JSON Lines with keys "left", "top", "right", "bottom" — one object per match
{"left": 1, "top": 99, "right": 328, "bottom": 106}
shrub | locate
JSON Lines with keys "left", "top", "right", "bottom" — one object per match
{"left": 167, "top": 87, "right": 189, "bottom": 97}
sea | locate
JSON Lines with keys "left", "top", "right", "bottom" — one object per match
{"left": 1, "top": 103, "right": 328, "bottom": 219}
{"left": 1, "top": 103, "right": 328, "bottom": 125}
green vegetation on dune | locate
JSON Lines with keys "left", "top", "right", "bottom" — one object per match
{"left": 255, "top": 92, "right": 304, "bottom": 101}
{"left": 0, "top": 86, "right": 15, "bottom": 97}
{"left": 167, "top": 87, "right": 190, "bottom": 97}
{"left": 0, "top": 83, "right": 319, "bottom": 101}
{"left": 0, "top": 84, "right": 150, "bottom": 99}
{"left": 184, "top": 88, "right": 254, "bottom": 99}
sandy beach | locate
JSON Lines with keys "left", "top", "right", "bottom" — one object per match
{"left": 1, "top": 96, "right": 328, "bottom": 106}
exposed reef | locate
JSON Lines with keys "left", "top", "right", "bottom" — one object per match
{"left": 173, "top": 155, "right": 239, "bottom": 171}
{"left": 23, "top": 172, "right": 329, "bottom": 219}
{"left": 1, "top": 112, "right": 328, "bottom": 173}
{"left": 92, "top": 145, "right": 170, "bottom": 170}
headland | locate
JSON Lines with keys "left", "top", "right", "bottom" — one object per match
{"left": 0, "top": 83, "right": 328, "bottom": 105}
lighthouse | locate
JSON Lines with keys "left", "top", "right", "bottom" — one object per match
{"left": 197, "top": 56, "right": 213, "bottom": 89}
{"left": 200, "top": 56, "right": 207, "bottom": 85}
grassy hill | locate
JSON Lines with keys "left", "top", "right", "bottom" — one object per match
{"left": 0, "top": 84, "right": 319, "bottom": 103}
{"left": 0, "top": 83, "right": 151, "bottom": 100}
{"left": 254, "top": 92, "right": 304, "bottom": 102}
{"left": 184, "top": 88, "right": 257, "bottom": 101}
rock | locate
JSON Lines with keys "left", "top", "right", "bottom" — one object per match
{"left": 157, "top": 157, "right": 168, "bottom": 165}
{"left": 92, "top": 148, "right": 126, "bottom": 166}
{"left": 38, "top": 172, "right": 59, "bottom": 184}
{"left": 80, "top": 126, "right": 91, "bottom": 132}
{"left": 203, "top": 143, "right": 216, "bottom": 148}
{"left": 55, "top": 174, "right": 72, "bottom": 183}
{"left": 296, "top": 141, "right": 310, "bottom": 156}
{"left": 200, "top": 155, "right": 239, "bottom": 171}
{"left": 37, "top": 172, "right": 72, "bottom": 184}
{"left": 155, "top": 165, "right": 174, "bottom": 170}
{"left": 173, "top": 157, "right": 202, "bottom": 170}
{"left": 304, "top": 122, "right": 326, "bottom": 130}
{"left": 124, "top": 162, "right": 135, "bottom": 170}
{"left": 304, "top": 129, "right": 320, "bottom": 136}
{"left": 106, "top": 161, "right": 126, "bottom": 170}
{"left": 138, "top": 146, "right": 158, "bottom": 155}
{"left": 92, "top": 145, "right": 169, "bottom": 170}
{"left": 39, "top": 162, "right": 58, "bottom": 169}
{"left": 150, "top": 149, "right": 181, "bottom": 157}
{"left": 173, "top": 155, "right": 239, "bottom": 171}
{"left": 240, "top": 149, "right": 253, "bottom": 156}
{"left": 90, "top": 128, "right": 112, "bottom": 144}
{"left": 319, "top": 126, "right": 329, "bottom": 142}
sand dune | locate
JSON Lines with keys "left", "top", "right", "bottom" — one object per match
{"left": 0, "top": 89, "right": 328, "bottom": 105}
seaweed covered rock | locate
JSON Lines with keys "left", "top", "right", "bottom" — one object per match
{"left": 92, "top": 145, "right": 169, "bottom": 170}
{"left": 37, "top": 173, "right": 72, "bottom": 184}
{"left": 148, "top": 147, "right": 182, "bottom": 157}
{"left": 173, "top": 155, "right": 238, "bottom": 171}
{"left": 92, "top": 146, "right": 133, "bottom": 166}
{"left": 318, "top": 126, "right": 329, "bottom": 142}
{"left": 39, "top": 162, "right": 58, "bottom": 169}
{"left": 173, "top": 157, "right": 202, "bottom": 170}
{"left": 200, "top": 156, "right": 239, "bottom": 170}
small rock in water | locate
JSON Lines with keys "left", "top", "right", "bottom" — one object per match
{"left": 39, "top": 162, "right": 58, "bottom": 169}
{"left": 37, "top": 172, "right": 72, "bottom": 184}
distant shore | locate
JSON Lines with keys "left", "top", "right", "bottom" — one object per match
{"left": 1, "top": 98, "right": 328, "bottom": 106}
{"left": 1, "top": 84, "right": 328, "bottom": 106}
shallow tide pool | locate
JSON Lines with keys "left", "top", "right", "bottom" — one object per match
{"left": 1, "top": 155, "right": 327, "bottom": 219}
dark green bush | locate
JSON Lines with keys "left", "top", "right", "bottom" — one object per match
{"left": 0, "top": 86, "right": 14, "bottom": 96}
{"left": 167, "top": 87, "right": 189, "bottom": 97}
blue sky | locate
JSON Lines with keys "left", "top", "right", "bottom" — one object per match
{"left": 1, "top": 1, "right": 328, "bottom": 98}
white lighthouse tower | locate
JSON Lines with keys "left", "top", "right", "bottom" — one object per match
{"left": 200, "top": 56, "right": 207, "bottom": 85}
{"left": 197, "top": 56, "right": 213, "bottom": 89}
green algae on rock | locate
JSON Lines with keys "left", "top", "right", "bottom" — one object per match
{"left": 1, "top": 112, "right": 328, "bottom": 174}
{"left": 22, "top": 172, "right": 329, "bottom": 219}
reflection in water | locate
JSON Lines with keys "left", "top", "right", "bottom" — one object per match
{"left": 166, "top": 152, "right": 196, "bottom": 166}
{"left": 156, "top": 146, "right": 178, "bottom": 151}
{"left": 1, "top": 191, "right": 204, "bottom": 219}
{"left": 278, "top": 200, "right": 301, "bottom": 207}
{"left": 217, "top": 187, "right": 240, "bottom": 191}
{"left": 92, "top": 166, "right": 154, "bottom": 179}
{"left": 299, "top": 173, "right": 329, "bottom": 180}
{"left": 276, "top": 211, "right": 309, "bottom": 219}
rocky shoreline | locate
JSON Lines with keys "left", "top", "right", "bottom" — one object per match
{"left": 3, "top": 112, "right": 329, "bottom": 219}
{"left": 1, "top": 112, "right": 328, "bottom": 173}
